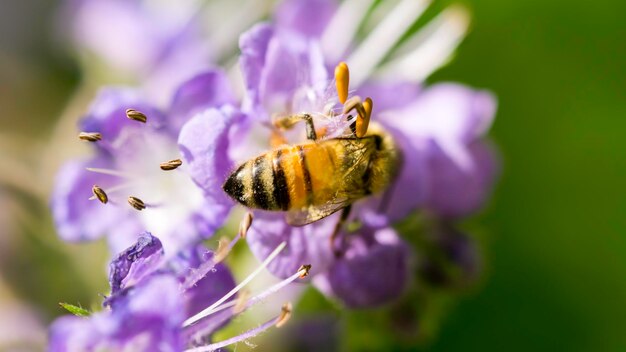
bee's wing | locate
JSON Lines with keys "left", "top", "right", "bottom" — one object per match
{"left": 286, "top": 137, "right": 378, "bottom": 226}
{"left": 285, "top": 197, "right": 353, "bottom": 226}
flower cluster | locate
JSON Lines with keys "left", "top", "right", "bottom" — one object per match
{"left": 50, "top": 0, "right": 499, "bottom": 349}
{"left": 50, "top": 232, "right": 306, "bottom": 351}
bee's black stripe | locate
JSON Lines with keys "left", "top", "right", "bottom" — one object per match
{"left": 298, "top": 145, "right": 313, "bottom": 204}
{"left": 272, "top": 149, "right": 290, "bottom": 210}
{"left": 223, "top": 163, "right": 246, "bottom": 204}
{"left": 252, "top": 156, "right": 271, "bottom": 209}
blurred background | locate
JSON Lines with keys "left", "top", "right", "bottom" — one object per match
{"left": 1, "top": 0, "right": 625, "bottom": 351}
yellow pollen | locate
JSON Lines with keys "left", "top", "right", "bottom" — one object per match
{"left": 358, "top": 97, "right": 373, "bottom": 138}
{"left": 334, "top": 61, "right": 350, "bottom": 104}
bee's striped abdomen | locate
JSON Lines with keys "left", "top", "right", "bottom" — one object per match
{"left": 223, "top": 142, "right": 343, "bottom": 211}
{"left": 271, "top": 149, "right": 290, "bottom": 210}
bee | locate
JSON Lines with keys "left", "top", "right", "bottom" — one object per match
{"left": 223, "top": 62, "right": 400, "bottom": 228}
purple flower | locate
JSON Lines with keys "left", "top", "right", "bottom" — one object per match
{"left": 51, "top": 70, "right": 237, "bottom": 255}
{"left": 50, "top": 232, "right": 307, "bottom": 351}
{"left": 417, "top": 222, "right": 483, "bottom": 288}
{"left": 210, "top": 0, "right": 497, "bottom": 307}
{"left": 58, "top": 0, "right": 213, "bottom": 103}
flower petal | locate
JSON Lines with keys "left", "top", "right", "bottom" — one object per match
{"left": 381, "top": 83, "right": 497, "bottom": 145}
{"left": 80, "top": 88, "right": 167, "bottom": 152}
{"left": 178, "top": 106, "right": 248, "bottom": 207}
{"left": 108, "top": 232, "right": 164, "bottom": 295}
{"left": 168, "top": 70, "right": 236, "bottom": 133}
{"left": 425, "top": 140, "right": 499, "bottom": 218}
{"left": 51, "top": 158, "right": 139, "bottom": 243}
{"left": 169, "top": 245, "right": 236, "bottom": 318}
{"left": 240, "top": 23, "right": 275, "bottom": 115}
{"left": 246, "top": 212, "right": 338, "bottom": 279}
{"left": 276, "top": 0, "right": 338, "bottom": 38}
{"left": 315, "top": 227, "right": 410, "bottom": 308}
{"left": 49, "top": 275, "right": 184, "bottom": 351}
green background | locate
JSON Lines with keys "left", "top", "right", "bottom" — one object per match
{"left": 429, "top": 0, "right": 626, "bottom": 350}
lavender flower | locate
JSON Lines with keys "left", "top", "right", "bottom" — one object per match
{"left": 51, "top": 70, "right": 237, "bottom": 255}
{"left": 50, "top": 231, "right": 308, "bottom": 351}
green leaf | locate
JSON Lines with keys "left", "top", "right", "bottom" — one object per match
{"left": 59, "top": 302, "right": 91, "bottom": 317}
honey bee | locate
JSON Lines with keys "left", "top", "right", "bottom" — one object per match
{"left": 223, "top": 62, "right": 400, "bottom": 227}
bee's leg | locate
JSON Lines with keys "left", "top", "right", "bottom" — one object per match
{"left": 273, "top": 113, "right": 318, "bottom": 140}
{"left": 330, "top": 204, "right": 352, "bottom": 257}
{"left": 343, "top": 96, "right": 373, "bottom": 138}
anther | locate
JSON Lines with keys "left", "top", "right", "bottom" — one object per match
{"left": 126, "top": 108, "right": 147, "bottom": 123}
{"left": 213, "top": 237, "right": 231, "bottom": 264}
{"left": 239, "top": 212, "right": 254, "bottom": 238}
{"left": 160, "top": 158, "right": 183, "bottom": 171}
{"left": 275, "top": 302, "right": 292, "bottom": 328}
{"left": 233, "top": 290, "right": 250, "bottom": 314}
{"left": 335, "top": 61, "right": 350, "bottom": 104}
{"left": 297, "top": 264, "right": 312, "bottom": 278}
{"left": 92, "top": 185, "right": 108, "bottom": 204}
{"left": 127, "top": 196, "right": 146, "bottom": 211}
{"left": 78, "top": 132, "right": 102, "bottom": 142}
{"left": 357, "top": 97, "right": 373, "bottom": 137}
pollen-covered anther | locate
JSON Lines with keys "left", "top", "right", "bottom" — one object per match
{"left": 160, "top": 158, "right": 183, "bottom": 171}
{"left": 213, "top": 237, "right": 231, "bottom": 264}
{"left": 233, "top": 290, "right": 250, "bottom": 314}
{"left": 127, "top": 196, "right": 146, "bottom": 211}
{"left": 334, "top": 61, "right": 350, "bottom": 104}
{"left": 92, "top": 185, "right": 108, "bottom": 204}
{"left": 238, "top": 212, "right": 254, "bottom": 238}
{"left": 78, "top": 132, "right": 102, "bottom": 142}
{"left": 125, "top": 108, "right": 148, "bottom": 123}
{"left": 297, "top": 264, "right": 312, "bottom": 278}
{"left": 275, "top": 302, "right": 292, "bottom": 328}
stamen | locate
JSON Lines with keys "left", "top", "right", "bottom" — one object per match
{"left": 297, "top": 264, "right": 312, "bottom": 278}
{"left": 91, "top": 185, "right": 108, "bottom": 204}
{"left": 374, "top": 6, "right": 469, "bottom": 82}
{"left": 321, "top": 0, "right": 376, "bottom": 62}
{"left": 276, "top": 303, "right": 292, "bottom": 328}
{"left": 334, "top": 62, "right": 350, "bottom": 104}
{"left": 183, "top": 304, "right": 292, "bottom": 352}
{"left": 78, "top": 132, "right": 102, "bottom": 142}
{"left": 200, "top": 265, "right": 311, "bottom": 318}
{"left": 358, "top": 97, "right": 373, "bottom": 138}
{"left": 181, "top": 235, "right": 242, "bottom": 292}
{"left": 213, "top": 237, "right": 232, "bottom": 264}
{"left": 160, "top": 158, "right": 183, "bottom": 171}
{"left": 347, "top": 0, "right": 430, "bottom": 86}
{"left": 127, "top": 196, "right": 146, "bottom": 211}
{"left": 239, "top": 212, "right": 254, "bottom": 238}
{"left": 85, "top": 167, "right": 136, "bottom": 179}
{"left": 182, "top": 241, "right": 287, "bottom": 328}
{"left": 126, "top": 108, "right": 147, "bottom": 123}
{"left": 233, "top": 290, "right": 250, "bottom": 314}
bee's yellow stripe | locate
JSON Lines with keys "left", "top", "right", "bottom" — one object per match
{"left": 282, "top": 145, "right": 307, "bottom": 209}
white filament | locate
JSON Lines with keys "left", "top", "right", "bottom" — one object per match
{"left": 375, "top": 6, "right": 470, "bottom": 82}
{"left": 321, "top": 0, "right": 376, "bottom": 63}
{"left": 347, "top": 0, "right": 430, "bottom": 87}
{"left": 182, "top": 241, "right": 287, "bottom": 327}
